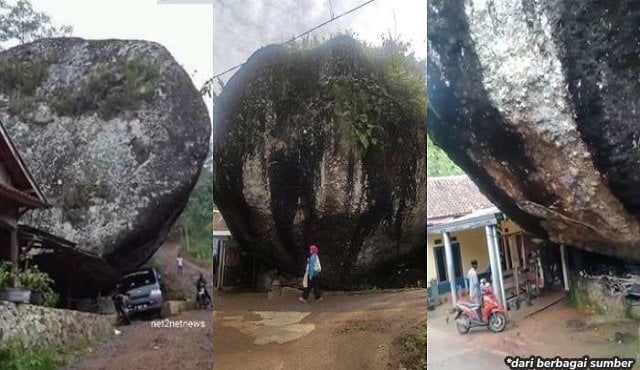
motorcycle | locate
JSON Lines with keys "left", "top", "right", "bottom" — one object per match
{"left": 448, "top": 280, "right": 507, "bottom": 334}
{"left": 196, "top": 285, "right": 211, "bottom": 309}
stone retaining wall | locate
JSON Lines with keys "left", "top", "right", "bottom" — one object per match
{"left": 571, "top": 277, "right": 627, "bottom": 318}
{"left": 0, "top": 301, "right": 114, "bottom": 351}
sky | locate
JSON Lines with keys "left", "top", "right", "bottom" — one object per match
{"left": 28, "top": 0, "right": 214, "bottom": 120}
{"left": 214, "top": 0, "right": 427, "bottom": 86}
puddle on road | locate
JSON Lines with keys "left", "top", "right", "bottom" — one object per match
{"left": 218, "top": 311, "right": 316, "bottom": 345}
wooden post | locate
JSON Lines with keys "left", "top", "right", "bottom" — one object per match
{"left": 9, "top": 229, "right": 18, "bottom": 273}
{"left": 514, "top": 266, "right": 520, "bottom": 302}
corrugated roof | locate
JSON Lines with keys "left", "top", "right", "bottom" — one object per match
{"left": 427, "top": 175, "right": 495, "bottom": 220}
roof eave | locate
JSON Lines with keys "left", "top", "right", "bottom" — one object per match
{"left": 427, "top": 212, "right": 505, "bottom": 235}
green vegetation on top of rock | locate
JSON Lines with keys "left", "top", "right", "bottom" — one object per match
{"left": 0, "top": 60, "right": 48, "bottom": 95}
{"left": 52, "top": 58, "right": 161, "bottom": 120}
{"left": 242, "top": 33, "right": 426, "bottom": 151}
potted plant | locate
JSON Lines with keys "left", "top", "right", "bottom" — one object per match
{"left": 0, "top": 260, "right": 30, "bottom": 304}
{"left": 0, "top": 256, "right": 57, "bottom": 306}
{"left": 16, "top": 256, "right": 55, "bottom": 306}
{"left": 0, "top": 261, "right": 12, "bottom": 288}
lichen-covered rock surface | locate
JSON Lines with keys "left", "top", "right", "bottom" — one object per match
{"left": 428, "top": 1, "right": 640, "bottom": 260}
{"left": 0, "top": 38, "right": 211, "bottom": 273}
{"left": 213, "top": 36, "right": 426, "bottom": 288}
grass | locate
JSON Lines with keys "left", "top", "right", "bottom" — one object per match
{"left": 52, "top": 58, "right": 160, "bottom": 120}
{"left": 0, "top": 345, "right": 61, "bottom": 370}
{"left": 398, "top": 322, "right": 427, "bottom": 370}
{"left": 0, "top": 61, "right": 49, "bottom": 96}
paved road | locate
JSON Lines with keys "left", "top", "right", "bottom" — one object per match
{"left": 427, "top": 325, "right": 510, "bottom": 370}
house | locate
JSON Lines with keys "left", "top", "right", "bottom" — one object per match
{"left": 427, "top": 175, "right": 570, "bottom": 309}
{"left": 0, "top": 119, "right": 118, "bottom": 308}
{"left": 213, "top": 209, "right": 240, "bottom": 289}
{"left": 0, "top": 120, "right": 49, "bottom": 268}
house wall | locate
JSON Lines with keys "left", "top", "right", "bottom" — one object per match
{"left": 427, "top": 227, "right": 490, "bottom": 283}
{"left": 502, "top": 219, "right": 522, "bottom": 234}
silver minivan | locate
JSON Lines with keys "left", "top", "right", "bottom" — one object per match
{"left": 118, "top": 267, "right": 164, "bottom": 317}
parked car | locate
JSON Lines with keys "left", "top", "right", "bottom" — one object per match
{"left": 117, "top": 267, "right": 164, "bottom": 318}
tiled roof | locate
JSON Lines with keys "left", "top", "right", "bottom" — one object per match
{"left": 427, "top": 175, "right": 495, "bottom": 220}
{"left": 213, "top": 210, "right": 229, "bottom": 232}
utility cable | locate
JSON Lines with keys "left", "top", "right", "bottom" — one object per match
{"left": 208, "top": 0, "right": 377, "bottom": 83}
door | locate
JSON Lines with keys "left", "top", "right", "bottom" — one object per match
{"left": 0, "top": 228, "right": 11, "bottom": 262}
{"left": 434, "top": 243, "right": 462, "bottom": 282}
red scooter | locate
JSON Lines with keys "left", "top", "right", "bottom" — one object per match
{"left": 448, "top": 281, "right": 507, "bottom": 334}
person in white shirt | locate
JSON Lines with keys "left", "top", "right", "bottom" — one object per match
{"left": 176, "top": 253, "right": 184, "bottom": 277}
{"left": 467, "top": 260, "right": 481, "bottom": 305}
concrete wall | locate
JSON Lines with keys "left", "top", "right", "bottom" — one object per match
{"left": 0, "top": 301, "right": 114, "bottom": 351}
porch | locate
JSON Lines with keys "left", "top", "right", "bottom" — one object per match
{"left": 427, "top": 207, "right": 571, "bottom": 316}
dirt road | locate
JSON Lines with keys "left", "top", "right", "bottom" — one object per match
{"left": 152, "top": 240, "right": 214, "bottom": 300}
{"left": 64, "top": 309, "right": 213, "bottom": 370}
{"left": 428, "top": 298, "right": 640, "bottom": 369}
{"left": 64, "top": 241, "right": 214, "bottom": 370}
{"left": 214, "top": 288, "right": 426, "bottom": 370}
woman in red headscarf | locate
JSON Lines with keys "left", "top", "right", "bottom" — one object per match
{"left": 299, "top": 245, "right": 322, "bottom": 303}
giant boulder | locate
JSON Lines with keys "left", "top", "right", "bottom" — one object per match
{"left": 428, "top": 1, "right": 640, "bottom": 260}
{"left": 213, "top": 36, "right": 426, "bottom": 288}
{"left": 0, "top": 38, "right": 211, "bottom": 273}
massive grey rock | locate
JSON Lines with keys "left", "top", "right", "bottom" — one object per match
{"left": 0, "top": 38, "right": 211, "bottom": 273}
{"left": 213, "top": 36, "right": 426, "bottom": 288}
{"left": 428, "top": 1, "right": 640, "bottom": 260}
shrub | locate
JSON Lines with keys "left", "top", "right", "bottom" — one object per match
{"left": 399, "top": 324, "right": 427, "bottom": 370}
{"left": 0, "top": 345, "right": 60, "bottom": 370}
{"left": 52, "top": 58, "right": 161, "bottom": 120}
{"left": 0, "top": 61, "right": 48, "bottom": 96}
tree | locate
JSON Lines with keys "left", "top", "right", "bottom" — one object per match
{"left": 427, "top": 134, "right": 463, "bottom": 176}
{"left": 179, "top": 168, "right": 213, "bottom": 264}
{"left": 0, "top": 0, "right": 72, "bottom": 48}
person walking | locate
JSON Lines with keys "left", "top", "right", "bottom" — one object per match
{"left": 176, "top": 252, "right": 184, "bottom": 277}
{"left": 299, "top": 245, "right": 322, "bottom": 303}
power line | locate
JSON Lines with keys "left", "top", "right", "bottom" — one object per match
{"left": 209, "top": 0, "right": 376, "bottom": 82}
